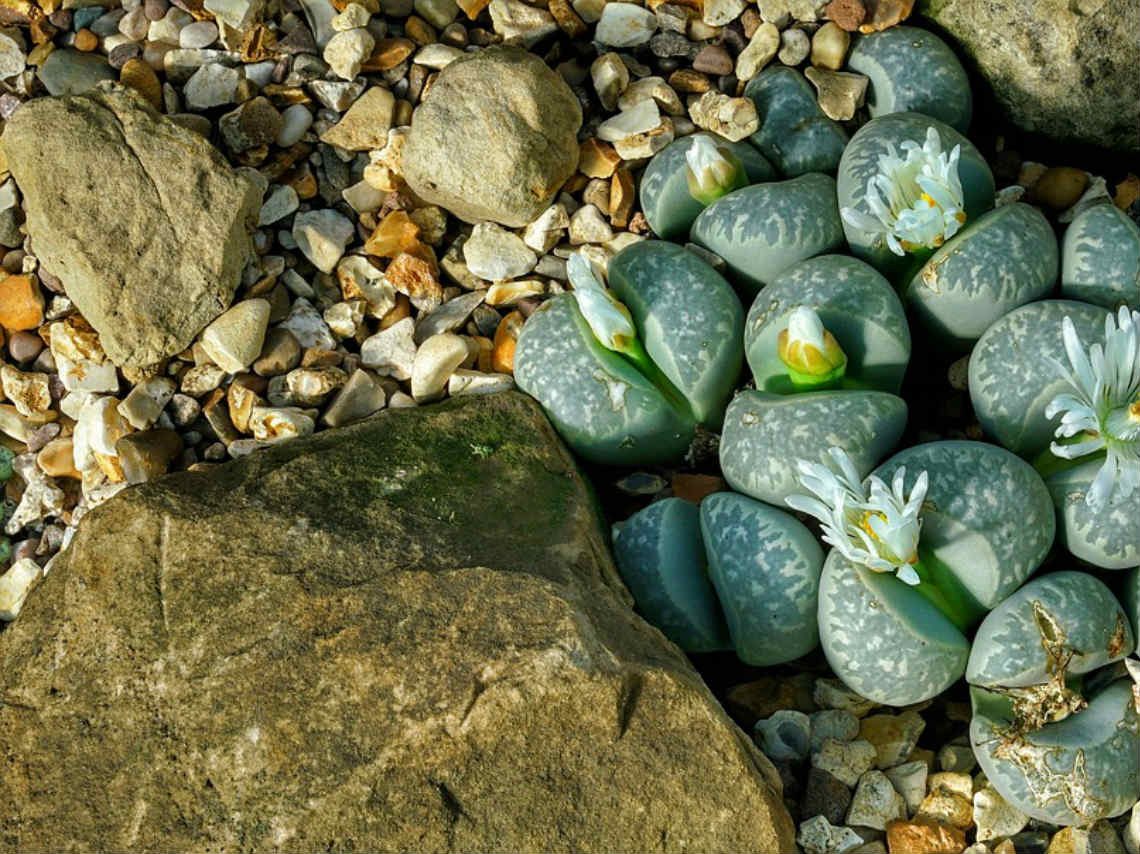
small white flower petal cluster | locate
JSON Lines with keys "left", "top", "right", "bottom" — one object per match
{"left": 1046, "top": 306, "right": 1140, "bottom": 507}
{"left": 786, "top": 447, "right": 929, "bottom": 586}
{"left": 785, "top": 306, "right": 827, "bottom": 354}
{"left": 684, "top": 135, "right": 738, "bottom": 199}
{"left": 567, "top": 251, "right": 636, "bottom": 353}
{"left": 841, "top": 127, "right": 968, "bottom": 257}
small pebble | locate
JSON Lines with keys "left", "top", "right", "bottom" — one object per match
{"left": 811, "top": 21, "right": 850, "bottom": 69}
{"left": 594, "top": 1, "right": 657, "bottom": 47}
{"left": 410, "top": 332, "right": 470, "bottom": 401}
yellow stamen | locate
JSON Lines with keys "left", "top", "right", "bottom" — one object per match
{"left": 920, "top": 192, "right": 937, "bottom": 207}
{"left": 1129, "top": 397, "right": 1140, "bottom": 422}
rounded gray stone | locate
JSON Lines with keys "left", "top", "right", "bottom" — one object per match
{"left": 743, "top": 66, "right": 849, "bottom": 177}
{"left": 402, "top": 46, "right": 583, "bottom": 227}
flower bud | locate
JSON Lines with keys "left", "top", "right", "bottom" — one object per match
{"left": 685, "top": 136, "right": 748, "bottom": 206}
{"left": 777, "top": 306, "right": 847, "bottom": 385}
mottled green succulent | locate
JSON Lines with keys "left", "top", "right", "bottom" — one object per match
{"left": 690, "top": 172, "right": 845, "bottom": 295}
{"left": 514, "top": 240, "right": 743, "bottom": 464}
{"left": 639, "top": 133, "right": 776, "bottom": 241}
{"left": 968, "top": 571, "right": 1138, "bottom": 825}
{"left": 1062, "top": 201, "right": 1140, "bottom": 311}
{"left": 744, "top": 67, "right": 849, "bottom": 178}
{"left": 812, "top": 441, "right": 1055, "bottom": 706}
{"left": 613, "top": 491, "right": 824, "bottom": 665}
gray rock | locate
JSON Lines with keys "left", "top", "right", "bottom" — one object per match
{"left": 0, "top": 392, "right": 795, "bottom": 853}
{"left": 916, "top": 0, "right": 1139, "bottom": 151}
{"left": 403, "top": 46, "right": 582, "bottom": 227}
{"left": 36, "top": 49, "right": 116, "bottom": 95}
{"left": 1, "top": 86, "right": 262, "bottom": 367}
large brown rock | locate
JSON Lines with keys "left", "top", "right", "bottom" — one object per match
{"left": 402, "top": 46, "right": 582, "bottom": 227}
{"left": 0, "top": 392, "right": 795, "bottom": 853}
{"left": 0, "top": 84, "right": 263, "bottom": 367}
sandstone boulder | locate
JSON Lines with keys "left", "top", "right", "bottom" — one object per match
{"left": 402, "top": 46, "right": 582, "bottom": 227}
{"left": 917, "top": 0, "right": 1139, "bottom": 152}
{"left": 0, "top": 84, "right": 263, "bottom": 367}
{"left": 0, "top": 392, "right": 794, "bottom": 853}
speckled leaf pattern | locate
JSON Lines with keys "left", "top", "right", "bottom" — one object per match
{"left": 1045, "top": 457, "right": 1140, "bottom": 570}
{"left": 818, "top": 550, "right": 970, "bottom": 705}
{"left": 1061, "top": 202, "right": 1140, "bottom": 310}
{"left": 612, "top": 498, "right": 732, "bottom": 653}
{"left": 744, "top": 254, "right": 910, "bottom": 394}
{"left": 837, "top": 112, "right": 994, "bottom": 281}
{"left": 607, "top": 241, "right": 744, "bottom": 428}
{"left": 966, "top": 571, "right": 1133, "bottom": 688}
{"left": 1125, "top": 569, "right": 1140, "bottom": 646}
{"left": 719, "top": 389, "right": 907, "bottom": 506}
{"left": 906, "top": 203, "right": 1058, "bottom": 349}
{"left": 700, "top": 492, "right": 823, "bottom": 665}
{"left": 639, "top": 133, "right": 776, "bottom": 240}
{"left": 969, "top": 300, "right": 1108, "bottom": 459}
{"left": 514, "top": 296, "right": 695, "bottom": 465}
{"left": 847, "top": 27, "right": 972, "bottom": 133}
{"left": 971, "top": 680, "right": 1140, "bottom": 825}
{"left": 743, "top": 67, "right": 849, "bottom": 177}
{"left": 872, "top": 441, "right": 1055, "bottom": 609}
{"left": 690, "top": 173, "right": 845, "bottom": 295}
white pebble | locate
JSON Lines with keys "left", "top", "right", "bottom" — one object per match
{"left": 596, "top": 98, "right": 660, "bottom": 141}
{"left": 361, "top": 317, "right": 417, "bottom": 380}
{"left": 323, "top": 27, "right": 374, "bottom": 80}
{"left": 462, "top": 222, "right": 538, "bottom": 281}
{"left": 276, "top": 103, "right": 314, "bottom": 147}
{"left": 179, "top": 20, "right": 218, "bottom": 48}
{"left": 292, "top": 208, "right": 355, "bottom": 274}
{"left": 594, "top": 1, "right": 657, "bottom": 46}
{"left": 410, "top": 333, "right": 469, "bottom": 402}
{"left": 0, "top": 559, "right": 41, "bottom": 622}
{"left": 259, "top": 184, "right": 300, "bottom": 225}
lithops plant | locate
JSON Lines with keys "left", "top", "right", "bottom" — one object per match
{"left": 972, "top": 301, "right": 1140, "bottom": 569}
{"left": 743, "top": 255, "right": 911, "bottom": 395}
{"left": 1061, "top": 200, "right": 1140, "bottom": 311}
{"left": 690, "top": 172, "right": 845, "bottom": 295}
{"left": 720, "top": 389, "right": 908, "bottom": 507}
{"left": 610, "top": 497, "right": 731, "bottom": 653}
{"left": 639, "top": 133, "right": 776, "bottom": 240}
{"left": 613, "top": 491, "right": 824, "bottom": 665}
{"left": 967, "top": 571, "right": 1139, "bottom": 825}
{"left": 804, "top": 441, "right": 1055, "bottom": 706}
{"left": 906, "top": 202, "right": 1058, "bottom": 350}
{"left": 846, "top": 27, "right": 972, "bottom": 134}
{"left": 744, "top": 67, "right": 849, "bottom": 178}
{"left": 514, "top": 240, "right": 743, "bottom": 464}
{"left": 838, "top": 112, "right": 995, "bottom": 284}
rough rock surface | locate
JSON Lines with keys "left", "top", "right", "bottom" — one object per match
{"left": 0, "top": 84, "right": 263, "bottom": 367}
{"left": 0, "top": 392, "right": 794, "bottom": 853}
{"left": 917, "top": 0, "right": 1139, "bottom": 151}
{"left": 402, "top": 46, "right": 582, "bottom": 227}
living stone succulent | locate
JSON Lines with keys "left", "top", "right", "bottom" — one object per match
{"left": 1061, "top": 200, "right": 1140, "bottom": 311}
{"left": 613, "top": 490, "right": 824, "bottom": 665}
{"left": 846, "top": 27, "right": 973, "bottom": 134}
{"left": 514, "top": 240, "right": 743, "bottom": 464}
{"left": 967, "top": 571, "right": 1139, "bottom": 826}
{"left": 906, "top": 201, "right": 1058, "bottom": 350}
{"left": 811, "top": 441, "right": 1055, "bottom": 706}
{"left": 690, "top": 172, "right": 845, "bottom": 295}
{"left": 743, "top": 254, "right": 911, "bottom": 395}
{"left": 838, "top": 112, "right": 995, "bottom": 284}
{"left": 639, "top": 133, "right": 776, "bottom": 240}
{"left": 744, "top": 67, "right": 849, "bottom": 178}
{"left": 970, "top": 300, "right": 1140, "bottom": 569}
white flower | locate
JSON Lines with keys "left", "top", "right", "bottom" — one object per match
{"left": 685, "top": 135, "right": 745, "bottom": 204}
{"left": 778, "top": 306, "right": 847, "bottom": 379}
{"left": 567, "top": 251, "right": 636, "bottom": 353}
{"left": 786, "top": 447, "right": 928, "bottom": 585}
{"left": 1045, "top": 306, "right": 1140, "bottom": 508}
{"left": 841, "top": 126, "right": 968, "bottom": 257}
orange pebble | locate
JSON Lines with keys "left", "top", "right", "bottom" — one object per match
{"left": 73, "top": 28, "right": 98, "bottom": 52}
{"left": 491, "top": 310, "right": 524, "bottom": 375}
{"left": 0, "top": 275, "right": 46, "bottom": 332}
